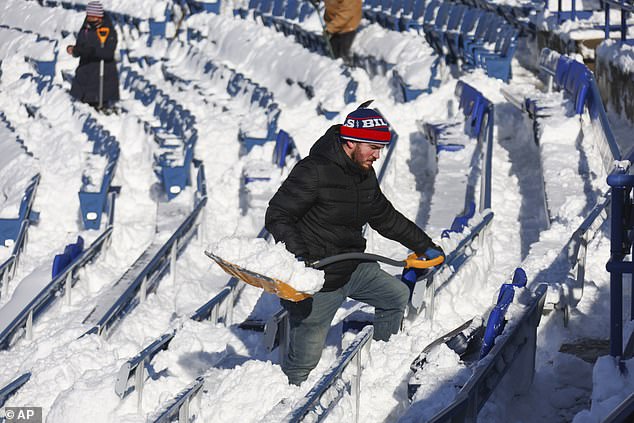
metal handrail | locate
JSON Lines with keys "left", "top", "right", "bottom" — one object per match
{"left": 602, "top": 392, "right": 634, "bottom": 423}
{"left": 0, "top": 372, "right": 31, "bottom": 408}
{"left": 278, "top": 326, "right": 374, "bottom": 423}
{"left": 82, "top": 194, "right": 207, "bottom": 338}
{"left": 148, "top": 376, "right": 205, "bottom": 423}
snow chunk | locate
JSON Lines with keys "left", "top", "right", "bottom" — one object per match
{"left": 211, "top": 237, "right": 325, "bottom": 295}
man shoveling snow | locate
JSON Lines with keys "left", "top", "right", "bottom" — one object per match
{"left": 264, "top": 103, "right": 443, "bottom": 385}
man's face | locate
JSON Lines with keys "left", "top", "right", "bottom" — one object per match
{"left": 350, "top": 142, "right": 384, "bottom": 171}
{"left": 87, "top": 16, "right": 102, "bottom": 24}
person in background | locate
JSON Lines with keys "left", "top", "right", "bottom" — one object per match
{"left": 66, "top": 1, "right": 119, "bottom": 110}
{"left": 265, "top": 103, "right": 444, "bottom": 385}
{"left": 322, "top": 0, "right": 362, "bottom": 64}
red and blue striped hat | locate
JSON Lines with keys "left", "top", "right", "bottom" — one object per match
{"left": 340, "top": 107, "right": 391, "bottom": 145}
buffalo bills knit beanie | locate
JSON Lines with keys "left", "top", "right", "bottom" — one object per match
{"left": 86, "top": 1, "right": 104, "bottom": 18}
{"left": 340, "top": 107, "right": 391, "bottom": 145}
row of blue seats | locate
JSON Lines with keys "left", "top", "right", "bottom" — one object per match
{"left": 0, "top": 112, "right": 32, "bottom": 157}
{"left": 363, "top": 0, "right": 427, "bottom": 32}
{"left": 421, "top": 1, "right": 519, "bottom": 82}
{"left": 506, "top": 48, "right": 596, "bottom": 146}
{"left": 0, "top": 24, "right": 58, "bottom": 80}
{"left": 232, "top": 1, "right": 334, "bottom": 59}
{"left": 363, "top": 0, "right": 536, "bottom": 34}
{"left": 199, "top": 60, "right": 276, "bottom": 110}
{"left": 193, "top": 7, "right": 357, "bottom": 115}
{"left": 235, "top": 0, "right": 314, "bottom": 23}
{"left": 79, "top": 116, "right": 121, "bottom": 230}
{"left": 42, "top": 0, "right": 143, "bottom": 29}
{"left": 420, "top": 80, "right": 493, "bottom": 238}
{"left": 156, "top": 46, "right": 286, "bottom": 150}
{"left": 120, "top": 66, "right": 198, "bottom": 200}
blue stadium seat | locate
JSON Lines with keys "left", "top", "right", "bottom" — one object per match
{"left": 239, "top": 105, "right": 280, "bottom": 153}
{"left": 52, "top": 236, "right": 84, "bottom": 278}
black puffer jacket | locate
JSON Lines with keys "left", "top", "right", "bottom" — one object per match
{"left": 265, "top": 125, "right": 434, "bottom": 292}
{"left": 70, "top": 15, "right": 119, "bottom": 105}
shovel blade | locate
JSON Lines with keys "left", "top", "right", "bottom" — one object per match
{"left": 206, "top": 252, "right": 311, "bottom": 302}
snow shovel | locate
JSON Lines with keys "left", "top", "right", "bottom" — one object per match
{"left": 205, "top": 250, "right": 444, "bottom": 302}
{"left": 96, "top": 27, "right": 110, "bottom": 110}
{"left": 306, "top": 0, "right": 336, "bottom": 60}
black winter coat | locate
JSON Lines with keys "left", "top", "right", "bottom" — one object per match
{"left": 265, "top": 125, "right": 434, "bottom": 291}
{"left": 70, "top": 15, "right": 120, "bottom": 105}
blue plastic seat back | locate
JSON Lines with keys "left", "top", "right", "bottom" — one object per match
{"left": 0, "top": 220, "right": 21, "bottom": 247}
{"left": 259, "top": 0, "right": 274, "bottom": 14}
{"left": 565, "top": 61, "right": 591, "bottom": 114}
{"left": 401, "top": 0, "right": 415, "bottom": 14}
{"left": 298, "top": 2, "right": 313, "bottom": 21}
{"left": 391, "top": 0, "right": 404, "bottom": 15}
{"left": 421, "top": 0, "right": 439, "bottom": 24}
{"left": 272, "top": 0, "right": 285, "bottom": 16}
{"left": 471, "top": 12, "right": 493, "bottom": 40}
{"left": 266, "top": 105, "right": 281, "bottom": 139}
{"left": 248, "top": 0, "right": 260, "bottom": 9}
{"left": 456, "top": 81, "right": 490, "bottom": 139}
{"left": 458, "top": 8, "right": 480, "bottom": 37}
{"left": 52, "top": 236, "right": 84, "bottom": 279}
{"left": 445, "top": 5, "right": 467, "bottom": 31}
{"left": 344, "top": 79, "right": 358, "bottom": 104}
{"left": 273, "top": 129, "right": 293, "bottom": 168}
{"left": 498, "top": 28, "right": 518, "bottom": 56}
{"left": 456, "top": 81, "right": 479, "bottom": 116}
{"left": 285, "top": 0, "right": 299, "bottom": 19}
{"left": 411, "top": 0, "right": 426, "bottom": 19}
{"left": 554, "top": 55, "right": 573, "bottom": 89}
{"left": 441, "top": 201, "right": 476, "bottom": 238}
{"left": 479, "top": 268, "right": 527, "bottom": 358}
{"left": 432, "top": 2, "right": 452, "bottom": 30}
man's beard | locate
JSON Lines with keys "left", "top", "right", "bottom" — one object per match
{"left": 351, "top": 148, "right": 372, "bottom": 174}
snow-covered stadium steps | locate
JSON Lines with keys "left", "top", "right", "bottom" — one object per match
{"left": 322, "top": 75, "right": 547, "bottom": 422}
{"left": 0, "top": 80, "right": 159, "bottom": 331}
{"left": 0, "top": 79, "right": 97, "bottom": 296}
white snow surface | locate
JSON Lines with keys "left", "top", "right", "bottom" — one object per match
{"left": 0, "top": 1, "right": 631, "bottom": 423}
{"left": 211, "top": 237, "right": 325, "bottom": 294}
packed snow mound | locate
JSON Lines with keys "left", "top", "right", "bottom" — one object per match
{"left": 211, "top": 237, "right": 325, "bottom": 295}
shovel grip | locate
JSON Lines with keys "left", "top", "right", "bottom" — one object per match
{"left": 404, "top": 253, "right": 444, "bottom": 269}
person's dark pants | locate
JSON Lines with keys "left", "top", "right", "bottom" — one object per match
{"left": 280, "top": 262, "right": 410, "bottom": 385}
{"left": 329, "top": 30, "right": 356, "bottom": 62}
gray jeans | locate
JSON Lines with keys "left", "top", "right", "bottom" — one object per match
{"left": 280, "top": 262, "right": 410, "bottom": 385}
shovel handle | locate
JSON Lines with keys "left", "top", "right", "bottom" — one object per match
{"left": 310, "top": 252, "right": 444, "bottom": 269}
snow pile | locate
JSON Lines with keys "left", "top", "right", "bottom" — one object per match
{"left": 355, "top": 24, "right": 437, "bottom": 89}
{"left": 572, "top": 356, "right": 634, "bottom": 422}
{"left": 195, "top": 13, "right": 354, "bottom": 110}
{"left": 211, "top": 237, "right": 325, "bottom": 294}
{"left": 401, "top": 343, "right": 471, "bottom": 422}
